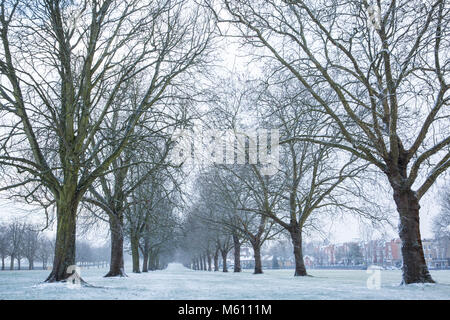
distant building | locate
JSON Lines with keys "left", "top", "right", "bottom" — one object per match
{"left": 304, "top": 255, "right": 314, "bottom": 267}
{"left": 383, "top": 239, "right": 402, "bottom": 267}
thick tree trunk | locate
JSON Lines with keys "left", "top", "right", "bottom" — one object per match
{"left": 45, "top": 198, "right": 78, "bottom": 282}
{"left": 233, "top": 233, "right": 241, "bottom": 273}
{"left": 130, "top": 235, "right": 140, "bottom": 273}
{"left": 221, "top": 251, "right": 228, "bottom": 272}
{"left": 252, "top": 242, "right": 263, "bottom": 274}
{"left": 105, "top": 214, "right": 126, "bottom": 277}
{"left": 28, "top": 259, "right": 34, "bottom": 270}
{"left": 290, "top": 228, "right": 307, "bottom": 276}
{"left": 392, "top": 185, "right": 434, "bottom": 284}
{"left": 1, "top": 256, "right": 4, "bottom": 270}
{"left": 214, "top": 250, "right": 219, "bottom": 271}
{"left": 10, "top": 255, "right": 14, "bottom": 270}
{"left": 17, "top": 258, "right": 21, "bottom": 270}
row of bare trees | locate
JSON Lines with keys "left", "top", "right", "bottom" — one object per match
{"left": 0, "top": 0, "right": 213, "bottom": 282}
{"left": 0, "top": 222, "right": 53, "bottom": 270}
{"left": 197, "top": 0, "right": 450, "bottom": 284}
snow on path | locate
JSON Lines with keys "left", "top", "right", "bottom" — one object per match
{"left": 0, "top": 263, "right": 449, "bottom": 300}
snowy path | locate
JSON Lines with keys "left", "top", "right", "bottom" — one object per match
{"left": 1, "top": 263, "right": 449, "bottom": 300}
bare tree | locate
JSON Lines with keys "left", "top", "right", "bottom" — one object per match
{"left": 213, "top": 0, "right": 450, "bottom": 284}
{"left": 37, "top": 236, "right": 53, "bottom": 270}
{"left": 6, "top": 221, "right": 25, "bottom": 270}
{"left": 205, "top": 167, "right": 281, "bottom": 274}
{"left": 82, "top": 98, "right": 178, "bottom": 277}
{"left": 217, "top": 233, "right": 233, "bottom": 272}
{"left": 0, "top": 0, "right": 212, "bottom": 282}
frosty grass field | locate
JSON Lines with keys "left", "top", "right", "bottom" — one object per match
{"left": 1, "top": 263, "right": 449, "bottom": 300}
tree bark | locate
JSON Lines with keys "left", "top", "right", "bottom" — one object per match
{"left": 1, "top": 256, "right": 4, "bottom": 270}
{"left": 391, "top": 185, "right": 434, "bottom": 284}
{"left": 130, "top": 235, "right": 140, "bottom": 273}
{"left": 290, "top": 227, "right": 307, "bottom": 276}
{"left": 198, "top": 255, "right": 202, "bottom": 270}
{"left": 221, "top": 251, "right": 228, "bottom": 272}
{"left": 207, "top": 252, "right": 212, "bottom": 271}
{"left": 233, "top": 233, "right": 241, "bottom": 273}
{"left": 105, "top": 214, "right": 126, "bottom": 277}
{"left": 142, "top": 250, "right": 149, "bottom": 272}
{"left": 45, "top": 198, "right": 77, "bottom": 282}
{"left": 252, "top": 242, "right": 263, "bottom": 274}
{"left": 214, "top": 250, "right": 219, "bottom": 271}
{"left": 203, "top": 255, "right": 207, "bottom": 271}
{"left": 10, "top": 255, "right": 14, "bottom": 270}
{"left": 149, "top": 249, "right": 157, "bottom": 271}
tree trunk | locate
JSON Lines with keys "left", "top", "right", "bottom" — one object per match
{"left": 17, "top": 258, "right": 21, "bottom": 270}
{"left": 392, "top": 185, "right": 434, "bottom": 284}
{"left": 214, "top": 250, "right": 219, "bottom": 271}
{"left": 290, "top": 228, "right": 307, "bottom": 276}
{"left": 1, "top": 256, "right": 4, "bottom": 270}
{"left": 233, "top": 233, "right": 241, "bottom": 273}
{"left": 200, "top": 255, "right": 205, "bottom": 271}
{"left": 148, "top": 249, "right": 154, "bottom": 271}
{"left": 105, "top": 214, "right": 126, "bottom": 277}
{"left": 252, "top": 242, "right": 263, "bottom": 274}
{"left": 45, "top": 198, "right": 78, "bottom": 282}
{"left": 142, "top": 250, "right": 149, "bottom": 272}
{"left": 203, "top": 255, "right": 207, "bottom": 271}
{"left": 221, "top": 251, "right": 228, "bottom": 272}
{"left": 155, "top": 255, "right": 160, "bottom": 270}
{"left": 130, "top": 235, "right": 140, "bottom": 273}
{"left": 207, "top": 252, "right": 212, "bottom": 271}
{"left": 28, "top": 259, "right": 34, "bottom": 270}
{"left": 10, "top": 255, "right": 14, "bottom": 270}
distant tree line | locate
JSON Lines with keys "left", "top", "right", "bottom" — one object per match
{"left": 0, "top": 221, "right": 112, "bottom": 271}
{"left": 0, "top": 221, "right": 53, "bottom": 270}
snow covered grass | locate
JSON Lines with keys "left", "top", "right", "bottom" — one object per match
{"left": 1, "top": 263, "right": 449, "bottom": 300}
